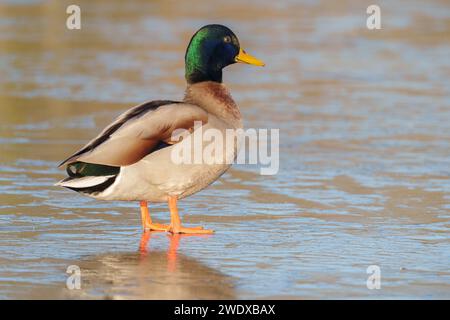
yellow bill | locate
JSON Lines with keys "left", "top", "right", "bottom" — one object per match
{"left": 235, "top": 48, "right": 265, "bottom": 66}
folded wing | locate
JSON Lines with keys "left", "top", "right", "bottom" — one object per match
{"left": 59, "top": 100, "right": 208, "bottom": 167}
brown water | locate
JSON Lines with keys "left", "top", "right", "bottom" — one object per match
{"left": 0, "top": 0, "right": 449, "bottom": 299}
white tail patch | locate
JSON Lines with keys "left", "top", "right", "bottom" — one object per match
{"left": 55, "top": 175, "right": 115, "bottom": 189}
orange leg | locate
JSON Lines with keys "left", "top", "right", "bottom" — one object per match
{"left": 167, "top": 196, "right": 214, "bottom": 234}
{"left": 140, "top": 200, "right": 170, "bottom": 232}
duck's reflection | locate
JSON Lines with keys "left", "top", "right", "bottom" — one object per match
{"left": 67, "top": 232, "right": 235, "bottom": 299}
{"left": 139, "top": 231, "right": 213, "bottom": 272}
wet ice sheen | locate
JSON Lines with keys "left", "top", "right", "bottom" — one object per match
{"left": 0, "top": 0, "right": 449, "bottom": 299}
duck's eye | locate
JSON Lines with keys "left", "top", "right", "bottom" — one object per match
{"left": 223, "top": 36, "right": 231, "bottom": 43}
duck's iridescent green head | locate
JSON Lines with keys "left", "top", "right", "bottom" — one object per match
{"left": 185, "top": 24, "right": 264, "bottom": 84}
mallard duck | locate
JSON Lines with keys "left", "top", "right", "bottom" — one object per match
{"left": 56, "top": 24, "right": 264, "bottom": 234}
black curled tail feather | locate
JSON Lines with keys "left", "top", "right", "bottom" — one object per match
{"left": 56, "top": 162, "right": 120, "bottom": 195}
